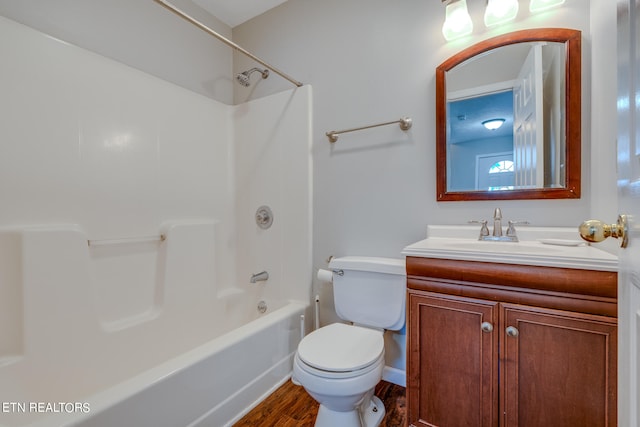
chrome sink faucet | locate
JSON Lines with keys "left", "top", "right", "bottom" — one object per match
{"left": 470, "top": 208, "right": 529, "bottom": 242}
{"left": 492, "top": 208, "right": 503, "bottom": 237}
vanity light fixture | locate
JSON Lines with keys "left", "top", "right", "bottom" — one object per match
{"left": 482, "top": 118, "right": 506, "bottom": 130}
{"left": 442, "top": 0, "right": 473, "bottom": 41}
{"left": 529, "top": 0, "right": 565, "bottom": 13}
{"left": 484, "top": 0, "right": 519, "bottom": 27}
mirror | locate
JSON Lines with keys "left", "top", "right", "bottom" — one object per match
{"left": 436, "top": 28, "right": 581, "bottom": 201}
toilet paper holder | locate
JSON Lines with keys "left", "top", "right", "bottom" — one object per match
{"left": 323, "top": 255, "right": 343, "bottom": 276}
{"left": 317, "top": 267, "right": 343, "bottom": 284}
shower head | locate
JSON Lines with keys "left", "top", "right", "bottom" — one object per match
{"left": 235, "top": 67, "right": 270, "bottom": 87}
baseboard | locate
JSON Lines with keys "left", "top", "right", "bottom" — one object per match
{"left": 382, "top": 366, "right": 406, "bottom": 387}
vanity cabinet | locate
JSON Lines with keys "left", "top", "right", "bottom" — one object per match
{"left": 406, "top": 256, "right": 617, "bottom": 427}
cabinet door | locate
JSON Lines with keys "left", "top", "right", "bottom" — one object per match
{"left": 501, "top": 304, "right": 617, "bottom": 427}
{"left": 618, "top": 278, "right": 640, "bottom": 427}
{"left": 408, "top": 291, "right": 499, "bottom": 427}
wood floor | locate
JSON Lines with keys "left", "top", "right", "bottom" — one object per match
{"left": 233, "top": 379, "right": 406, "bottom": 427}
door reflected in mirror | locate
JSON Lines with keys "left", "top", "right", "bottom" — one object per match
{"left": 436, "top": 28, "right": 581, "bottom": 201}
{"left": 448, "top": 90, "right": 515, "bottom": 191}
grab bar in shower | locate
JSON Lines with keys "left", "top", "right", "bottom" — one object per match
{"left": 325, "top": 117, "right": 412, "bottom": 143}
{"left": 87, "top": 234, "right": 166, "bottom": 247}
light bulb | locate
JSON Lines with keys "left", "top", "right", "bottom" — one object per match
{"left": 484, "top": 0, "right": 519, "bottom": 27}
{"left": 442, "top": 0, "right": 473, "bottom": 41}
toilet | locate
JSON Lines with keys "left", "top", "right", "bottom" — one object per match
{"left": 293, "top": 256, "right": 406, "bottom": 427}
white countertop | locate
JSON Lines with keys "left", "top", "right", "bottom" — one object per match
{"left": 402, "top": 225, "right": 618, "bottom": 272}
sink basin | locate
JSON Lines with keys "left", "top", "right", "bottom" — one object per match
{"left": 402, "top": 225, "right": 618, "bottom": 271}
{"left": 442, "top": 240, "right": 565, "bottom": 254}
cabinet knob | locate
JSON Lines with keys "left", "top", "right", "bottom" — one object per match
{"left": 506, "top": 326, "right": 519, "bottom": 337}
{"left": 481, "top": 322, "right": 493, "bottom": 333}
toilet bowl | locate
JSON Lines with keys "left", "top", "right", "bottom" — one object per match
{"left": 293, "top": 323, "right": 386, "bottom": 427}
{"left": 293, "top": 256, "right": 406, "bottom": 427}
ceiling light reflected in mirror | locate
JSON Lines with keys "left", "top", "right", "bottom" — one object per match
{"left": 482, "top": 118, "right": 506, "bottom": 130}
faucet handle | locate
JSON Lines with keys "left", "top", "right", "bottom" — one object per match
{"left": 469, "top": 220, "right": 489, "bottom": 238}
{"left": 506, "top": 220, "right": 530, "bottom": 237}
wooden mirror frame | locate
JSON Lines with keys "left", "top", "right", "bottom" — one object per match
{"left": 436, "top": 28, "right": 582, "bottom": 201}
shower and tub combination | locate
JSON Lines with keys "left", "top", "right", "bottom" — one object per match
{"left": 0, "top": 5, "right": 312, "bottom": 427}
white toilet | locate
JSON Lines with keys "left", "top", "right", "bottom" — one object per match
{"left": 293, "top": 256, "right": 406, "bottom": 427}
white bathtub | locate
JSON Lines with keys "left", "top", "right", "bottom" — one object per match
{"left": 3, "top": 299, "right": 308, "bottom": 427}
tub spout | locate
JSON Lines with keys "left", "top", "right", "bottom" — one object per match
{"left": 250, "top": 271, "right": 269, "bottom": 283}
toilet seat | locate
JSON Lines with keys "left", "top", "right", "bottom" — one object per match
{"left": 297, "top": 323, "right": 384, "bottom": 374}
{"left": 295, "top": 351, "right": 385, "bottom": 380}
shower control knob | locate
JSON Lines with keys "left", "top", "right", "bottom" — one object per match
{"left": 256, "top": 211, "right": 268, "bottom": 223}
{"left": 255, "top": 206, "right": 273, "bottom": 229}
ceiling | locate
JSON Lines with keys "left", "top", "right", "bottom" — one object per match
{"left": 193, "top": 0, "right": 289, "bottom": 27}
{"left": 448, "top": 91, "right": 513, "bottom": 145}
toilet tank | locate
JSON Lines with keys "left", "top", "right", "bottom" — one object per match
{"left": 328, "top": 256, "right": 406, "bottom": 330}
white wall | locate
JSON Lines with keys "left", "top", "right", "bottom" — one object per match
{"left": 233, "top": 0, "right": 619, "bottom": 373}
{"left": 0, "top": 0, "right": 235, "bottom": 104}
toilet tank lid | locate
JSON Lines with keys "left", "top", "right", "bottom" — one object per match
{"left": 329, "top": 256, "right": 406, "bottom": 276}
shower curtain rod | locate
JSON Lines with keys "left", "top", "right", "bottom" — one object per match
{"left": 152, "top": 0, "right": 304, "bottom": 88}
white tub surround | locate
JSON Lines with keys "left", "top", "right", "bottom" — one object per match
{"left": 0, "top": 15, "right": 312, "bottom": 427}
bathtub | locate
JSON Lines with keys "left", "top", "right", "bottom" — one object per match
{"left": 0, "top": 224, "right": 310, "bottom": 427}
{"left": 76, "top": 301, "right": 306, "bottom": 427}
{"left": 2, "top": 299, "right": 308, "bottom": 427}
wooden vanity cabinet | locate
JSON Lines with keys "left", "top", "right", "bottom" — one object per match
{"left": 406, "top": 256, "right": 617, "bottom": 427}
{"left": 408, "top": 292, "right": 499, "bottom": 426}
